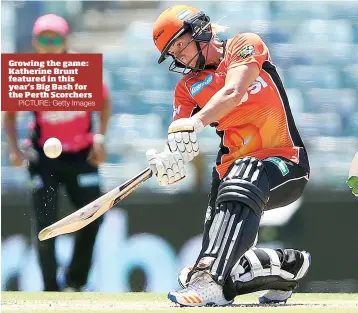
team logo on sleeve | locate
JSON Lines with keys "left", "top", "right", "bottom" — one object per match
{"left": 237, "top": 45, "right": 255, "bottom": 59}
{"left": 190, "top": 74, "right": 213, "bottom": 96}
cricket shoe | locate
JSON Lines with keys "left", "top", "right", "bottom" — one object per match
{"left": 168, "top": 271, "right": 233, "bottom": 307}
{"left": 259, "top": 251, "right": 312, "bottom": 304}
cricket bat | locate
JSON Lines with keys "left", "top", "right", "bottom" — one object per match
{"left": 38, "top": 167, "right": 152, "bottom": 241}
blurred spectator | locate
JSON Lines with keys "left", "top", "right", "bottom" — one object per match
{"left": 3, "top": 14, "right": 112, "bottom": 291}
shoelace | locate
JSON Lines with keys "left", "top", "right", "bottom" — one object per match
{"left": 183, "top": 274, "right": 202, "bottom": 288}
{"left": 186, "top": 273, "right": 214, "bottom": 292}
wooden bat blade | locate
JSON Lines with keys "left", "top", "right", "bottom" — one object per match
{"left": 38, "top": 167, "right": 152, "bottom": 241}
{"left": 38, "top": 194, "right": 114, "bottom": 241}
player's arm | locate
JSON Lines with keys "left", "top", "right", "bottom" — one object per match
{"left": 146, "top": 82, "right": 198, "bottom": 186}
{"left": 194, "top": 63, "right": 259, "bottom": 126}
{"left": 194, "top": 33, "right": 266, "bottom": 126}
{"left": 3, "top": 112, "right": 25, "bottom": 166}
{"left": 164, "top": 34, "right": 268, "bottom": 168}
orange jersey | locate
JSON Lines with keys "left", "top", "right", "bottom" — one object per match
{"left": 173, "top": 33, "right": 308, "bottom": 178}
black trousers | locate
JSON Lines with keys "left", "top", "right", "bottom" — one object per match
{"left": 28, "top": 147, "right": 103, "bottom": 291}
{"left": 208, "top": 156, "right": 309, "bottom": 213}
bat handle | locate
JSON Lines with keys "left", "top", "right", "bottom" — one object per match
{"left": 143, "top": 166, "right": 153, "bottom": 179}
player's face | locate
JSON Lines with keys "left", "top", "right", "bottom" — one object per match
{"left": 168, "top": 32, "right": 199, "bottom": 68}
{"left": 33, "top": 31, "right": 67, "bottom": 54}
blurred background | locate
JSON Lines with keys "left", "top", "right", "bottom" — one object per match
{"left": 1, "top": 0, "right": 358, "bottom": 293}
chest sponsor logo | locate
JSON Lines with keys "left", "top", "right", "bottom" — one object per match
{"left": 190, "top": 74, "right": 213, "bottom": 96}
{"left": 239, "top": 76, "right": 268, "bottom": 104}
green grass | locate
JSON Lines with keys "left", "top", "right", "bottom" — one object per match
{"left": 2, "top": 291, "right": 167, "bottom": 302}
{"left": 3, "top": 292, "right": 358, "bottom": 301}
{"left": 2, "top": 292, "right": 358, "bottom": 313}
{"left": 3, "top": 310, "right": 358, "bottom": 313}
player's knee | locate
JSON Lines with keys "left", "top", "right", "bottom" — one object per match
{"left": 216, "top": 157, "right": 269, "bottom": 217}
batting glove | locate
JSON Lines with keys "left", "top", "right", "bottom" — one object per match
{"left": 167, "top": 117, "right": 205, "bottom": 164}
{"left": 146, "top": 145, "right": 186, "bottom": 187}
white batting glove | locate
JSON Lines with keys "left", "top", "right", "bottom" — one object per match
{"left": 146, "top": 145, "right": 186, "bottom": 187}
{"left": 167, "top": 117, "right": 205, "bottom": 164}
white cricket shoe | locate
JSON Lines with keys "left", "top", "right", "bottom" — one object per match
{"left": 168, "top": 271, "right": 233, "bottom": 307}
{"left": 259, "top": 251, "right": 312, "bottom": 304}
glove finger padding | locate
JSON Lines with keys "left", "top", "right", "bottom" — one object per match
{"left": 171, "top": 152, "right": 185, "bottom": 181}
{"left": 161, "top": 152, "right": 171, "bottom": 171}
{"left": 189, "top": 132, "right": 199, "bottom": 156}
{"left": 173, "top": 151, "right": 186, "bottom": 178}
{"left": 146, "top": 149, "right": 159, "bottom": 176}
{"left": 167, "top": 117, "right": 203, "bottom": 165}
{"left": 165, "top": 150, "right": 185, "bottom": 185}
{"left": 146, "top": 147, "right": 186, "bottom": 187}
{"left": 165, "top": 150, "right": 175, "bottom": 166}
{"left": 181, "top": 132, "right": 191, "bottom": 146}
{"left": 163, "top": 153, "right": 174, "bottom": 184}
{"left": 155, "top": 157, "right": 169, "bottom": 186}
{"left": 146, "top": 149, "right": 169, "bottom": 186}
{"left": 167, "top": 131, "right": 199, "bottom": 164}
{"left": 173, "top": 133, "right": 187, "bottom": 154}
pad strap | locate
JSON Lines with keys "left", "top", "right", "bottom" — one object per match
{"left": 231, "top": 248, "right": 282, "bottom": 282}
{"left": 231, "top": 249, "right": 264, "bottom": 282}
{"left": 260, "top": 248, "right": 281, "bottom": 276}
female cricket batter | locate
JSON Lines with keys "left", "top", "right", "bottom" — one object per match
{"left": 146, "top": 5, "right": 311, "bottom": 306}
{"left": 3, "top": 14, "right": 111, "bottom": 291}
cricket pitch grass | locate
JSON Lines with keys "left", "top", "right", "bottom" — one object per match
{"left": 2, "top": 292, "right": 358, "bottom": 313}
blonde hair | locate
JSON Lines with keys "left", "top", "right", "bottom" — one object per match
{"left": 211, "top": 23, "right": 229, "bottom": 37}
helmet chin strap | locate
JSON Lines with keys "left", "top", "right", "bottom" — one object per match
{"left": 195, "top": 41, "right": 206, "bottom": 71}
{"left": 169, "top": 39, "right": 210, "bottom": 74}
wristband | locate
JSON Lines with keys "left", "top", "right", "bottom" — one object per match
{"left": 93, "top": 134, "right": 105, "bottom": 144}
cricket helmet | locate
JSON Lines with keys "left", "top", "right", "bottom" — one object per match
{"left": 152, "top": 5, "right": 212, "bottom": 74}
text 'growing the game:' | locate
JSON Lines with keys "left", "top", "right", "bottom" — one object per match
{"left": 1, "top": 54, "right": 103, "bottom": 111}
